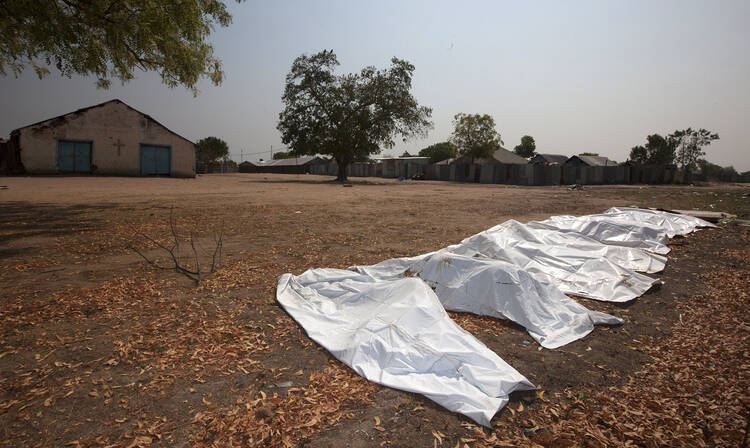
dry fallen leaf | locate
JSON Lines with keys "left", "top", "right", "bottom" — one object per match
{"left": 432, "top": 430, "right": 443, "bottom": 444}
{"left": 130, "top": 436, "right": 153, "bottom": 448}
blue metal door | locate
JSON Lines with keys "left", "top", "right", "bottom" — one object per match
{"left": 57, "top": 141, "right": 75, "bottom": 172}
{"left": 57, "top": 141, "right": 91, "bottom": 172}
{"left": 155, "top": 147, "right": 170, "bottom": 174}
{"left": 140, "top": 146, "right": 154, "bottom": 175}
{"left": 140, "top": 145, "right": 171, "bottom": 176}
{"left": 73, "top": 142, "right": 91, "bottom": 172}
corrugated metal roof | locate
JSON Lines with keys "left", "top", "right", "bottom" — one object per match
{"left": 576, "top": 155, "right": 616, "bottom": 166}
{"left": 533, "top": 154, "right": 569, "bottom": 164}
{"left": 374, "top": 156, "right": 430, "bottom": 161}
{"left": 256, "top": 156, "right": 324, "bottom": 167}
{"left": 491, "top": 147, "right": 528, "bottom": 165}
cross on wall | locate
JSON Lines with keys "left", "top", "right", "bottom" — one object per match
{"left": 113, "top": 138, "right": 124, "bottom": 156}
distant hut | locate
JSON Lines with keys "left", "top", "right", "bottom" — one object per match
{"left": 452, "top": 147, "right": 527, "bottom": 183}
{"left": 238, "top": 161, "right": 259, "bottom": 173}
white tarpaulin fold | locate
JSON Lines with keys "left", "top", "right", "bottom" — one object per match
{"left": 277, "top": 270, "right": 535, "bottom": 426}
{"left": 527, "top": 207, "right": 716, "bottom": 254}
{"left": 275, "top": 208, "right": 714, "bottom": 425}
{"left": 603, "top": 207, "right": 717, "bottom": 237}
{"left": 414, "top": 253, "right": 624, "bottom": 348}
{"left": 447, "top": 219, "right": 661, "bottom": 302}
{"left": 351, "top": 250, "right": 625, "bottom": 348}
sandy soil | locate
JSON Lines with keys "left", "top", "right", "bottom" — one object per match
{"left": 0, "top": 174, "right": 748, "bottom": 447}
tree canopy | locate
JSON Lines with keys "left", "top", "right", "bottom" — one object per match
{"left": 277, "top": 50, "right": 432, "bottom": 181}
{"left": 513, "top": 135, "right": 536, "bottom": 158}
{"left": 579, "top": 152, "right": 599, "bottom": 156}
{"left": 628, "top": 134, "right": 676, "bottom": 165}
{"left": 196, "top": 136, "right": 229, "bottom": 163}
{"left": 449, "top": 113, "right": 503, "bottom": 159}
{"left": 418, "top": 142, "right": 457, "bottom": 164}
{"left": 0, "top": 0, "right": 241, "bottom": 93}
{"left": 670, "top": 128, "right": 719, "bottom": 174}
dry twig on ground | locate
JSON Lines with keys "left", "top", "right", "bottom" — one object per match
{"left": 130, "top": 208, "right": 224, "bottom": 283}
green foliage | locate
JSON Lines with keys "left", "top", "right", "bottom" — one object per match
{"left": 196, "top": 136, "right": 229, "bottom": 163}
{"left": 0, "top": 0, "right": 241, "bottom": 94}
{"left": 670, "top": 128, "right": 719, "bottom": 173}
{"left": 418, "top": 142, "right": 457, "bottom": 163}
{"left": 513, "top": 135, "right": 536, "bottom": 158}
{"left": 272, "top": 151, "right": 295, "bottom": 160}
{"left": 277, "top": 50, "right": 433, "bottom": 181}
{"left": 450, "top": 113, "right": 503, "bottom": 159}
{"left": 579, "top": 152, "right": 599, "bottom": 156}
{"left": 628, "top": 134, "right": 676, "bottom": 165}
{"left": 629, "top": 145, "right": 648, "bottom": 163}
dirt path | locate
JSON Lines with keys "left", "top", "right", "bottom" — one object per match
{"left": 0, "top": 174, "right": 748, "bottom": 447}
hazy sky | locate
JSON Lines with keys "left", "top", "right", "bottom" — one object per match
{"left": 1, "top": 0, "right": 749, "bottom": 170}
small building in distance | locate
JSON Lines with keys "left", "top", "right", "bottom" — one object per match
{"left": 375, "top": 156, "right": 430, "bottom": 178}
{"left": 450, "top": 147, "right": 528, "bottom": 183}
{"left": 529, "top": 153, "right": 569, "bottom": 165}
{"left": 8, "top": 99, "right": 195, "bottom": 177}
{"left": 565, "top": 155, "right": 617, "bottom": 167}
{"left": 238, "top": 160, "right": 259, "bottom": 173}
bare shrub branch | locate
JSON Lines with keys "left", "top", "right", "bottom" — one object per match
{"left": 129, "top": 208, "right": 224, "bottom": 284}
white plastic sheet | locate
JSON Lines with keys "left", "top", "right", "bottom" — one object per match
{"left": 351, "top": 248, "right": 625, "bottom": 348}
{"left": 603, "top": 207, "right": 717, "bottom": 238}
{"left": 447, "top": 220, "right": 661, "bottom": 302}
{"left": 415, "top": 252, "right": 624, "bottom": 348}
{"left": 275, "top": 208, "right": 714, "bottom": 425}
{"left": 277, "top": 270, "right": 535, "bottom": 426}
{"left": 527, "top": 207, "right": 716, "bottom": 255}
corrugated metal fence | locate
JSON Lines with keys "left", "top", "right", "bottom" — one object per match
{"left": 311, "top": 160, "right": 677, "bottom": 185}
{"left": 423, "top": 163, "right": 676, "bottom": 185}
{"left": 310, "top": 161, "right": 378, "bottom": 177}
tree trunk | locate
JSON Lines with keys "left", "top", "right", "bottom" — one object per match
{"left": 684, "top": 167, "right": 693, "bottom": 184}
{"left": 335, "top": 157, "right": 349, "bottom": 182}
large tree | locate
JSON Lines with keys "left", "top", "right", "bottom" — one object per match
{"left": 513, "top": 135, "right": 536, "bottom": 158}
{"left": 196, "top": 136, "right": 229, "bottom": 164}
{"left": 449, "top": 113, "right": 503, "bottom": 159}
{"left": 670, "top": 128, "right": 719, "bottom": 179}
{"left": 628, "top": 134, "right": 676, "bottom": 165}
{"left": 277, "top": 50, "right": 432, "bottom": 181}
{"left": 418, "top": 142, "right": 457, "bottom": 164}
{"left": 0, "top": 0, "right": 241, "bottom": 93}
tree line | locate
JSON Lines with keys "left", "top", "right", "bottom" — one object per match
{"left": 628, "top": 129, "right": 722, "bottom": 181}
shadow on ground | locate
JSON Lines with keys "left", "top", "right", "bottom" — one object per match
{"left": 0, "top": 202, "right": 117, "bottom": 256}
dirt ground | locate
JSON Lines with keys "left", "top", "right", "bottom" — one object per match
{"left": 0, "top": 174, "right": 748, "bottom": 447}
